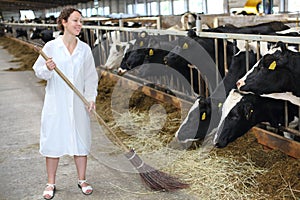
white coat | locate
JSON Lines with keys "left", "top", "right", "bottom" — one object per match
{"left": 33, "top": 36, "right": 99, "bottom": 157}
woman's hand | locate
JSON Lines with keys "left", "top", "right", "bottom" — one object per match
{"left": 46, "top": 58, "right": 56, "bottom": 71}
{"left": 87, "top": 101, "right": 96, "bottom": 112}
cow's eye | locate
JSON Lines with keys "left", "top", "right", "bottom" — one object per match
{"left": 228, "top": 113, "right": 239, "bottom": 120}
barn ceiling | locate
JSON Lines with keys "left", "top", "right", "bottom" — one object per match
{"left": 0, "top": 0, "right": 93, "bottom": 12}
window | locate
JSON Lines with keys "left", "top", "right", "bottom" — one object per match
{"left": 173, "top": 0, "right": 186, "bottom": 15}
{"left": 207, "top": 0, "right": 224, "bottom": 14}
{"left": 127, "top": 4, "right": 134, "bottom": 14}
{"left": 136, "top": 3, "right": 146, "bottom": 15}
{"left": 288, "top": 0, "right": 300, "bottom": 12}
{"left": 20, "top": 10, "right": 35, "bottom": 20}
{"left": 160, "top": 0, "right": 171, "bottom": 15}
{"left": 189, "top": 0, "right": 204, "bottom": 13}
{"left": 147, "top": 2, "right": 158, "bottom": 15}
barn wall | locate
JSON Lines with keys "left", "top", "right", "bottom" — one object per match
{"left": 2, "top": 11, "right": 20, "bottom": 22}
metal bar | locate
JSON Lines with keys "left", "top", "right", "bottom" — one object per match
{"left": 7, "top": 22, "right": 300, "bottom": 44}
{"left": 214, "top": 38, "right": 219, "bottom": 85}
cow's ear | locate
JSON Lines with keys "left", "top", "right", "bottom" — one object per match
{"left": 139, "top": 41, "right": 144, "bottom": 47}
{"left": 182, "top": 42, "right": 189, "bottom": 49}
{"left": 116, "top": 45, "right": 121, "bottom": 52}
{"left": 149, "top": 49, "right": 154, "bottom": 56}
{"left": 243, "top": 103, "right": 254, "bottom": 120}
{"left": 200, "top": 112, "right": 206, "bottom": 121}
{"left": 268, "top": 61, "right": 276, "bottom": 70}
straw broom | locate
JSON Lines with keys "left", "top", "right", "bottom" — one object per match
{"left": 33, "top": 45, "right": 189, "bottom": 192}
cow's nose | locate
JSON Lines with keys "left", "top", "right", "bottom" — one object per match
{"left": 236, "top": 80, "right": 244, "bottom": 89}
{"left": 163, "top": 56, "right": 168, "bottom": 64}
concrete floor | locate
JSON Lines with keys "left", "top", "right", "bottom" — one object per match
{"left": 0, "top": 45, "right": 197, "bottom": 200}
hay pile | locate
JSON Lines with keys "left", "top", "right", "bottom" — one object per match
{"left": 97, "top": 69, "right": 300, "bottom": 200}
{"left": 110, "top": 111, "right": 269, "bottom": 199}
{"left": 1, "top": 36, "right": 299, "bottom": 199}
{"left": 0, "top": 36, "right": 39, "bottom": 71}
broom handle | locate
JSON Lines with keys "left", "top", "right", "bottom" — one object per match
{"left": 33, "top": 45, "right": 130, "bottom": 152}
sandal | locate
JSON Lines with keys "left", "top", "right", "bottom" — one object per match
{"left": 78, "top": 180, "right": 93, "bottom": 195}
{"left": 43, "top": 183, "right": 56, "bottom": 200}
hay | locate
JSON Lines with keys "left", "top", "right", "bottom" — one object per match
{"left": 110, "top": 110, "right": 270, "bottom": 199}
{"left": 0, "top": 36, "right": 38, "bottom": 71}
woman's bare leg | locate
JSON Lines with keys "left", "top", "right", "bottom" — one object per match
{"left": 74, "top": 155, "right": 92, "bottom": 194}
{"left": 46, "top": 157, "right": 59, "bottom": 184}
{"left": 43, "top": 157, "right": 59, "bottom": 199}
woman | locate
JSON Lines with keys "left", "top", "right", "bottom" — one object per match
{"left": 33, "top": 7, "right": 98, "bottom": 199}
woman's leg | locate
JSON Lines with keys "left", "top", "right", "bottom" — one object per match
{"left": 46, "top": 157, "right": 59, "bottom": 184}
{"left": 74, "top": 155, "right": 87, "bottom": 180}
{"left": 74, "top": 155, "right": 92, "bottom": 194}
{"left": 43, "top": 157, "right": 59, "bottom": 199}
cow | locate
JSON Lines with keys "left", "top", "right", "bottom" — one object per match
{"left": 117, "top": 32, "right": 177, "bottom": 74}
{"left": 236, "top": 41, "right": 300, "bottom": 106}
{"left": 16, "top": 28, "right": 28, "bottom": 40}
{"left": 181, "top": 12, "right": 197, "bottom": 30}
{"left": 204, "top": 21, "right": 290, "bottom": 35}
{"left": 203, "top": 21, "right": 291, "bottom": 57}
{"left": 276, "top": 27, "right": 300, "bottom": 37}
{"left": 213, "top": 89, "right": 299, "bottom": 148}
{"left": 30, "top": 28, "right": 55, "bottom": 43}
{"left": 102, "top": 40, "right": 135, "bottom": 70}
{"left": 164, "top": 29, "right": 236, "bottom": 92}
{"left": 4, "top": 25, "right": 13, "bottom": 34}
{"left": 175, "top": 50, "right": 258, "bottom": 143}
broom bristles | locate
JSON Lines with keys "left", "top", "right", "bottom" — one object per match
{"left": 125, "top": 148, "right": 189, "bottom": 191}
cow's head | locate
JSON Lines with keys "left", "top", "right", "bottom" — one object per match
{"left": 104, "top": 42, "right": 127, "bottom": 70}
{"left": 213, "top": 93, "right": 257, "bottom": 148}
{"left": 237, "top": 42, "right": 292, "bottom": 95}
{"left": 164, "top": 36, "right": 195, "bottom": 69}
{"left": 175, "top": 96, "right": 223, "bottom": 143}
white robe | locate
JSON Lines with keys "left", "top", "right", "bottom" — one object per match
{"left": 33, "top": 36, "right": 99, "bottom": 157}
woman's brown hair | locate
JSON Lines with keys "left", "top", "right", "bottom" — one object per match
{"left": 57, "top": 7, "right": 82, "bottom": 32}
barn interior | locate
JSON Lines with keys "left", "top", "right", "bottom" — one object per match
{"left": 0, "top": 0, "right": 300, "bottom": 199}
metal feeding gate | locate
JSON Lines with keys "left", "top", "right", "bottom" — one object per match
{"left": 4, "top": 19, "right": 300, "bottom": 158}
{"left": 93, "top": 25, "right": 300, "bottom": 158}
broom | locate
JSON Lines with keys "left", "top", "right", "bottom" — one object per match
{"left": 33, "top": 45, "right": 189, "bottom": 192}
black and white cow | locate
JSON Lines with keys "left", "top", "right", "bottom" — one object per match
{"left": 164, "top": 29, "right": 236, "bottom": 93}
{"left": 237, "top": 41, "right": 300, "bottom": 106}
{"left": 213, "top": 90, "right": 299, "bottom": 148}
{"left": 175, "top": 50, "right": 258, "bottom": 143}
{"left": 30, "top": 28, "right": 56, "bottom": 43}
{"left": 16, "top": 28, "right": 28, "bottom": 40}
{"left": 204, "top": 21, "right": 290, "bottom": 35}
{"left": 102, "top": 40, "right": 135, "bottom": 70}
{"left": 180, "top": 12, "right": 197, "bottom": 30}
{"left": 117, "top": 32, "right": 178, "bottom": 75}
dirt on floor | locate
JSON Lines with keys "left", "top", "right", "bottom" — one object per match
{"left": 1, "top": 36, "right": 299, "bottom": 199}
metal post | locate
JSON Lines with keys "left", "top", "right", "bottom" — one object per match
{"left": 214, "top": 38, "right": 219, "bottom": 85}
{"left": 196, "top": 13, "right": 202, "bottom": 32}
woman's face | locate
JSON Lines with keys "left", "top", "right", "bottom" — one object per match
{"left": 63, "top": 11, "right": 82, "bottom": 36}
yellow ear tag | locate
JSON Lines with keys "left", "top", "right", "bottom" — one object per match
{"left": 140, "top": 41, "right": 144, "bottom": 47}
{"left": 201, "top": 112, "right": 206, "bottom": 120}
{"left": 218, "top": 103, "right": 223, "bottom": 108}
{"left": 149, "top": 49, "right": 154, "bottom": 56}
{"left": 268, "top": 61, "right": 276, "bottom": 70}
{"left": 250, "top": 109, "right": 253, "bottom": 113}
{"left": 182, "top": 42, "right": 189, "bottom": 49}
